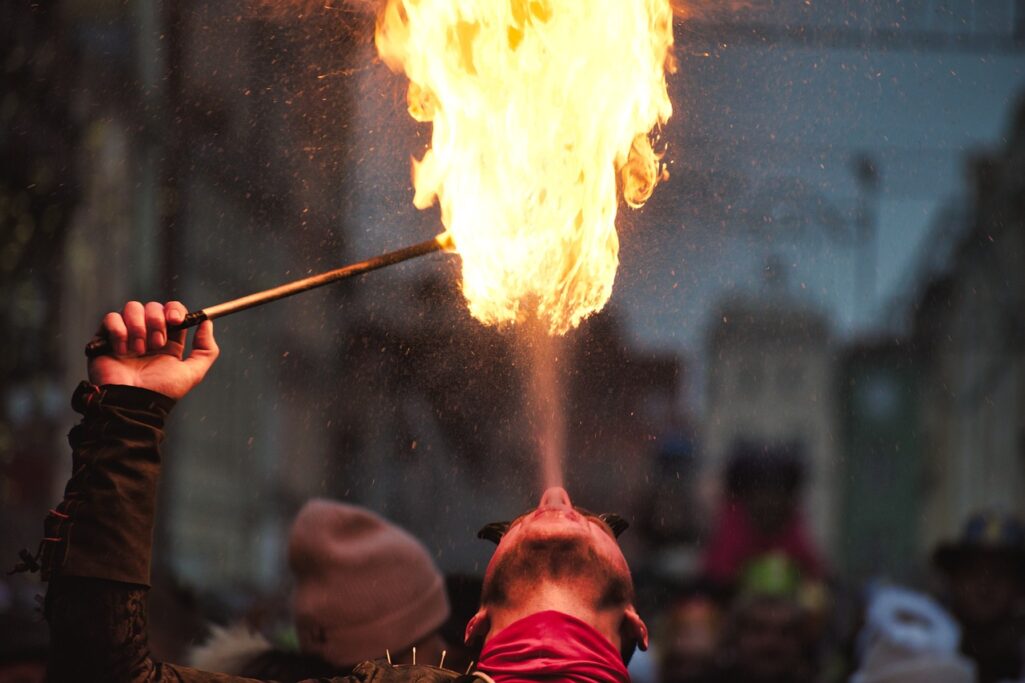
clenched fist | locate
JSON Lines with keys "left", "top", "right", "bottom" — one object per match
{"left": 88, "top": 301, "right": 219, "bottom": 400}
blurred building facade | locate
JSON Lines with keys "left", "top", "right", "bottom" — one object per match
{"left": 48, "top": 0, "right": 373, "bottom": 593}
{"left": 836, "top": 340, "right": 922, "bottom": 583}
{"left": 703, "top": 288, "right": 838, "bottom": 552}
{"left": 910, "top": 99, "right": 1025, "bottom": 555}
{"left": 152, "top": 2, "right": 361, "bottom": 593}
{"left": 2, "top": 0, "right": 91, "bottom": 588}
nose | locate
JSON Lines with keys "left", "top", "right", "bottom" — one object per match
{"left": 539, "top": 486, "right": 572, "bottom": 509}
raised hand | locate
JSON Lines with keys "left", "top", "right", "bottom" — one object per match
{"left": 88, "top": 301, "right": 219, "bottom": 400}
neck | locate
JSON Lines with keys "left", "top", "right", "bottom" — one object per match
{"left": 486, "top": 583, "right": 622, "bottom": 652}
{"left": 477, "top": 609, "right": 631, "bottom": 683}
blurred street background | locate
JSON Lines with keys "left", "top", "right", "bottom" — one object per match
{"left": 2, "top": 1, "right": 1024, "bottom": 681}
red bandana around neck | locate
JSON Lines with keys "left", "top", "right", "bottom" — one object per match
{"left": 477, "top": 610, "right": 630, "bottom": 683}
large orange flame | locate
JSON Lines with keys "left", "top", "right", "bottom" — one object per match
{"left": 376, "top": 0, "right": 674, "bottom": 334}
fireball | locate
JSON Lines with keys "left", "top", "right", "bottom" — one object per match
{"left": 376, "top": 0, "right": 674, "bottom": 334}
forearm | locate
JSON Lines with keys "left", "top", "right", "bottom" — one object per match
{"left": 42, "top": 383, "right": 172, "bottom": 585}
{"left": 42, "top": 384, "right": 260, "bottom": 682}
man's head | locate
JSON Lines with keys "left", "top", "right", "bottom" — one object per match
{"left": 933, "top": 511, "right": 1025, "bottom": 626}
{"left": 944, "top": 552, "right": 1022, "bottom": 626}
{"left": 465, "top": 487, "right": 648, "bottom": 660}
{"left": 726, "top": 441, "right": 806, "bottom": 536}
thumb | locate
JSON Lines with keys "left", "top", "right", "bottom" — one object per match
{"left": 183, "top": 320, "right": 219, "bottom": 380}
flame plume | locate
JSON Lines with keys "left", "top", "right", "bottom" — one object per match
{"left": 376, "top": 0, "right": 674, "bottom": 334}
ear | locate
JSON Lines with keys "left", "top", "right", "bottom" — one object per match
{"left": 622, "top": 605, "right": 649, "bottom": 651}
{"left": 465, "top": 607, "right": 491, "bottom": 646}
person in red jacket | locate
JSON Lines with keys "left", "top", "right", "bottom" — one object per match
{"left": 30, "top": 300, "right": 649, "bottom": 683}
{"left": 701, "top": 442, "right": 825, "bottom": 587}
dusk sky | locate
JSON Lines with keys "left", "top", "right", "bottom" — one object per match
{"left": 616, "top": 0, "right": 1025, "bottom": 356}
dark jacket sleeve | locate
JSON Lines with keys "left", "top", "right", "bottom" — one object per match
{"left": 40, "top": 383, "right": 288, "bottom": 682}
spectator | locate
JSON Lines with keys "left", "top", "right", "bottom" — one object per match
{"left": 655, "top": 586, "right": 723, "bottom": 683}
{"left": 849, "top": 584, "right": 975, "bottom": 683}
{"left": 702, "top": 441, "right": 824, "bottom": 588}
{"left": 716, "top": 553, "right": 820, "bottom": 683}
{"left": 933, "top": 511, "right": 1025, "bottom": 683}
{"left": 189, "top": 500, "right": 453, "bottom": 680}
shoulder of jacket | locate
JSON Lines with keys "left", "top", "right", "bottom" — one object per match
{"left": 347, "top": 659, "right": 491, "bottom": 683}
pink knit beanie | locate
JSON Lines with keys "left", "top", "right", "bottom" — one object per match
{"left": 287, "top": 499, "right": 450, "bottom": 667}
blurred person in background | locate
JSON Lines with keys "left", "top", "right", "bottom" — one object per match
{"left": 188, "top": 500, "right": 455, "bottom": 681}
{"left": 848, "top": 584, "right": 975, "bottom": 683}
{"left": 932, "top": 512, "right": 1025, "bottom": 683}
{"left": 715, "top": 553, "right": 822, "bottom": 683}
{"left": 654, "top": 585, "right": 723, "bottom": 683}
{"left": 702, "top": 441, "right": 825, "bottom": 589}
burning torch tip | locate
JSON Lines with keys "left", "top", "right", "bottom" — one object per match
{"left": 435, "top": 231, "right": 456, "bottom": 252}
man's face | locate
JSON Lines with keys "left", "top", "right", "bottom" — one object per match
{"left": 481, "top": 487, "right": 632, "bottom": 604}
{"left": 744, "top": 487, "right": 794, "bottom": 536}
{"left": 733, "top": 597, "right": 807, "bottom": 682}
{"left": 660, "top": 598, "right": 721, "bottom": 683}
{"left": 467, "top": 487, "right": 648, "bottom": 657}
{"left": 949, "top": 554, "right": 1022, "bottom": 625}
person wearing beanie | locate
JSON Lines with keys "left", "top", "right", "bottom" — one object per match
{"left": 288, "top": 500, "right": 450, "bottom": 668}
{"left": 189, "top": 500, "right": 452, "bottom": 680}
{"left": 28, "top": 302, "right": 650, "bottom": 683}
